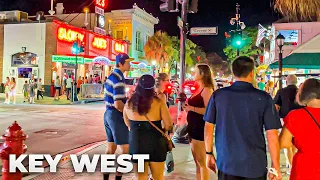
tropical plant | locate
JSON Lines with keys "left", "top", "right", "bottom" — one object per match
{"left": 144, "top": 31, "right": 175, "bottom": 72}
{"left": 274, "top": 0, "right": 320, "bottom": 21}
{"left": 223, "top": 27, "right": 261, "bottom": 62}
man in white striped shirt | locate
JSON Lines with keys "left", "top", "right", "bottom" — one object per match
{"left": 104, "top": 53, "right": 133, "bottom": 180}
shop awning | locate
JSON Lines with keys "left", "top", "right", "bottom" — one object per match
{"left": 269, "top": 53, "right": 320, "bottom": 69}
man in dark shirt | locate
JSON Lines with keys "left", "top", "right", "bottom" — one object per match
{"left": 204, "top": 56, "right": 282, "bottom": 180}
{"left": 274, "top": 74, "right": 301, "bottom": 175}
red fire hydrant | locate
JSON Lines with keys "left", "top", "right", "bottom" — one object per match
{"left": 0, "top": 121, "right": 27, "bottom": 180}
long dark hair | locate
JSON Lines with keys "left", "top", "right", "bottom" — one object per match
{"left": 197, "top": 64, "right": 214, "bottom": 89}
{"left": 128, "top": 75, "right": 159, "bottom": 115}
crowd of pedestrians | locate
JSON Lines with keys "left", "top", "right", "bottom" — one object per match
{"left": 3, "top": 75, "right": 44, "bottom": 104}
{"left": 103, "top": 54, "right": 319, "bottom": 180}
{"left": 53, "top": 72, "right": 103, "bottom": 100}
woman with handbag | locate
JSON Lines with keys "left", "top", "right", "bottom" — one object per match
{"left": 280, "top": 78, "right": 320, "bottom": 180}
{"left": 123, "top": 74, "right": 173, "bottom": 180}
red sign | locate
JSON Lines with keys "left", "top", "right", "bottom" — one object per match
{"left": 114, "top": 42, "right": 125, "bottom": 53}
{"left": 96, "top": 0, "right": 107, "bottom": 9}
{"left": 92, "top": 36, "right": 107, "bottom": 50}
{"left": 57, "top": 27, "right": 85, "bottom": 43}
{"left": 88, "top": 34, "right": 110, "bottom": 57}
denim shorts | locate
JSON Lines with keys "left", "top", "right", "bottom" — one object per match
{"left": 104, "top": 108, "right": 129, "bottom": 145}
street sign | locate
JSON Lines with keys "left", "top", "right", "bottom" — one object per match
{"left": 94, "top": 27, "right": 106, "bottom": 35}
{"left": 177, "top": 16, "right": 183, "bottom": 28}
{"left": 190, "top": 27, "right": 218, "bottom": 35}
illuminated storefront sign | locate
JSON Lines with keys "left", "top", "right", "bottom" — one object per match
{"left": 52, "top": 55, "right": 92, "bottom": 64}
{"left": 92, "top": 37, "right": 107, "bottom": 50}
{"left": 96, "top": 0, "right": 107, "bottom": 9}
{"left": 57, "top": 27, "right": 85, "bottom": 42}
{"left": 114, "top": 42, "right": 125, "bottom": 53}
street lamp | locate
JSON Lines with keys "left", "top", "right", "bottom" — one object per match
{"left": 190, "top": 67, "right": 195, "bottom": 72}
{"left": 276, "top": 33, "right": 285, "bottom": 89}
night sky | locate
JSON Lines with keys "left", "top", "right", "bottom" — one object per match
{"left": 1, "top": 0, "right": 280, "bottom": 57}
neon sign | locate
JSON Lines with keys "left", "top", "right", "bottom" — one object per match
{"left": 57, "top": 27, "right": 85, "bottom": 43}
{"left": 92, "top": 37, "right": 107, "bottom": 50}
{"left": 114, "top": 42, "right": 125, "bottom": 53}
{"left": 96, "top": 0, "right": 107, "bottom": 9}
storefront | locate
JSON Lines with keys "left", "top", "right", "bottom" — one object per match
{"left": 51, "top": 20, "right": 130, "bottom": 83}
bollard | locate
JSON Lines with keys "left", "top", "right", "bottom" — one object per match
{"left": 0, "top": 121, "right": 28, "bottom": 180}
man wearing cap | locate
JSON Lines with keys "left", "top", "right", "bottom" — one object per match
{"left": 104, "top": 53, "right": 133, "bottom": 180}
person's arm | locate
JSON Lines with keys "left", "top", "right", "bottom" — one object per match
{"left": 113, "top": 79, "right": 126, "bottom": 112}
{"left": 203, "top": 94, "right": 217, "bottom": 172}
{"left": 123, "top": 104, "right": 130, "bottom": 130}
{"left": 185, "top": 88, "right": 213, "bottom": 115}
{"left": 266, "top": 129, "right": 281, "bottom": 170}
{"left": 263, "top": 95, "right": 282, "bottom": 177}
{"left": 273, "top": 90, "right": 281, "bottom": 111}
{"left": 160, "top": 100, "right": 173, "bottom": 131}
{"left": 279, "top": 127, "right": 293, "bottom": 148}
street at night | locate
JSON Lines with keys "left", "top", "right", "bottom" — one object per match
{"left": 1, "top": 0, "right": 320, "bottom": 179}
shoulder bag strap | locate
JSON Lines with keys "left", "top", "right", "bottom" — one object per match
{"left": 144, "top": 115, "right": 166, "bottom": 137}
{"left": 303, "top": 107, "right": 320, "bottom": 129}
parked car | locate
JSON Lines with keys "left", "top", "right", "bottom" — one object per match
{"left": 183, "top": 80, "right": 199, "bottom": 98}
{"left": 125, "top": 78, "right": 139, "bottom": 98}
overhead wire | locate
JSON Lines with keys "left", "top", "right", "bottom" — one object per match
{"left": 59, "top": 0, "right": 93, "bottom": 22}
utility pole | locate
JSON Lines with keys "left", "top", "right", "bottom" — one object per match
{"left": 236, "top": 3, "right": 240, "bottom": 57}
{"left": 178, "top": 0, "right": 188, "bottom": 113}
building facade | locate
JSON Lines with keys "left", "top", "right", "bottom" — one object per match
{"left": 54, "top": 3, "right": 159, "bottom": 77}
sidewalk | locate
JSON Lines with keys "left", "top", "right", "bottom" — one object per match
{"left": 0, "top": 93, "right": 103, "bottom": 105}
{"left": 23, "top": 142, "right": 290, "bottom": 180}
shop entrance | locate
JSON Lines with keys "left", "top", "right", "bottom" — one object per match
{"left": 10, "top": 50, "right": 39, "bottom": 93}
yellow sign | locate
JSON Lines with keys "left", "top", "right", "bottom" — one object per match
{"left": 57, "top": 27, "right": 85, "bottom": 42}
{"left": 114, "top": 42, "right": 125, "bottom": 53}
{"left": 92, "top": 37, "right": 107, "bottom": 49}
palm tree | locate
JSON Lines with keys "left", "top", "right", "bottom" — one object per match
{"left": 274, "top": 0, "right": 320, "bottom": 21}
{"left": 144, "top": 31, "right": 175, "bottom": 73}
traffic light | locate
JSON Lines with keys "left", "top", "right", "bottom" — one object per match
{"left": 231, "top": 30, "right": 244, "bottom": 49}
{"left": 189, "top": 0, "right": 198, "bottom": 13}
{"left": 80, "top": 42, "right": 85, "bottom": 53}
{"left": 160, "top": 0, "right": 175, "bottom": 12}
{"left": 72, "top": 42, "right": 79, "bottom": 54}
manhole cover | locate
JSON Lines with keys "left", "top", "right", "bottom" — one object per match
{"left": 34, "top": 129, "right": 69, "bottom": 137}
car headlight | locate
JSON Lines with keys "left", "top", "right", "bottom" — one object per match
{"left": 125, "top": 87, "right": 130, "bottom": 92}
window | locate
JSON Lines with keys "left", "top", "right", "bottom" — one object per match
{"left": 136, "top": 31, "right": 142, "bottom": 51}
{"left": 146, "top": 35, "right": 150, "bottom": 42}
{"left": 116, "top": 31, "right": 123, "bottom": 40}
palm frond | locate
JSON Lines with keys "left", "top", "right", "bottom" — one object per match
{"left": 274, "top": 0, "right": 320, "bottom": 21}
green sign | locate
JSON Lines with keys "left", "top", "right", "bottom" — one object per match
{"left": 52, "top": 55, "right": 92, "bottom": 64}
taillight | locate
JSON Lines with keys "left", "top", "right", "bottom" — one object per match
{"left": 167, "top": 85, "right": 172, "bottom": 89}
{"left": 190, "top": 86, "right": 195, "bottom": 91}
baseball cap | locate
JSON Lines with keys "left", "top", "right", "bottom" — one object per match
{"left": 138, "top": 74, "right": 155, "bottom": 90}
{"left": 116, "top": 53, "right": 134, "bottom": 66}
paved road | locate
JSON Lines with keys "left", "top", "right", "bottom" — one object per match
{"left": 0, "top": 103, "right": 178, "bottom": 156}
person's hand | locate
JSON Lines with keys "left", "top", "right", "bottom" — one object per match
{"left": 206, "top": 155, "right": 217, "bottom": 173}
{"left": 183, "top": 104, "right": 193, "bottom": 112}
{"left": 268, "top": 168, "right": 282, "bottom": 180}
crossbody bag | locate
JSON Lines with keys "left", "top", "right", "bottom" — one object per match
{"left": 144, "top": 115, "right": 175, "bottom": 151}
{"left": 303, "top": 107, "right": 320, "bottom": 129}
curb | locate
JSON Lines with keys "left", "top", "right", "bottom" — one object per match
{"left": 22, "top": 141, "right": 106, "bottom": 180}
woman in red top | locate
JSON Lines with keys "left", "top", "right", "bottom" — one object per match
{"left": 280, "top": 78, "right": 320, "bottom": 180}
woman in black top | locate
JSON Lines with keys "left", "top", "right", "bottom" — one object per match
{"left": 123, "top": 75, "right": 173, "bottom": 180}
{"left": 183, "top": 64, "right": 214, "bottom": 180}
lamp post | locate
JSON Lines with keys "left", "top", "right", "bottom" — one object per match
{"left": 276, "top": 33, "right": 285, "bottom": 89}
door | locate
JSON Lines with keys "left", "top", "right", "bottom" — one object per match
{"left": 32, "top": 67, "right": 39, "bottom": 79}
